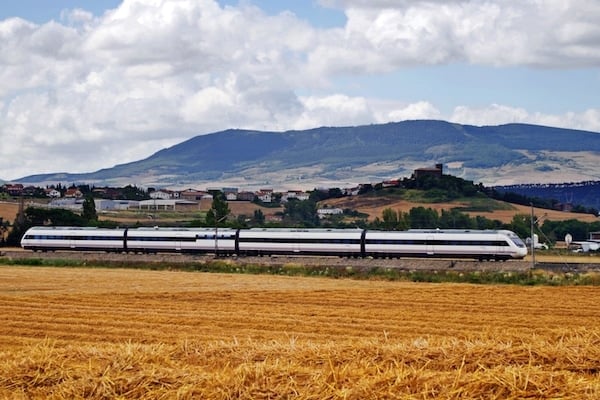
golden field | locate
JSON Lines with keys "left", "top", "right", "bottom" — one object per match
{"left": 0, "top": 201, "right": 19, "bottom": 223}
{"left": 0, "top": 266, "right": 599, "bottom": 399}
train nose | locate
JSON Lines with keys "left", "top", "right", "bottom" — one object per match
{"left": 517, "top": 247, "right": 528, "bottom": 259}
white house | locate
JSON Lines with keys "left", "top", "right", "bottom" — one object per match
{"left": 343, "top": 186, "right": 361, "bottom": 196}
{"left": 149, "top": 190, "right": 173, "bottom": 200}
{"left": 138, "top": 199, "right": 198, "bottom": 211}
{"left": 257, "top": 190, "right": 272, "bottom": 203}
{"left": 317, "top": 208, "right": 344, "bottom": 219}
{"left": 225, "top": 192, "right": 238, "bottom": 201}
{"left": 282, "top": 190, "right": 310, "bottom": 202}
{"left": 45, "top": 188, "right": 61, "bottom": 198}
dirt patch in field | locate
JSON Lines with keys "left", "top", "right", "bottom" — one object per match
{"left": 226, "top": 201, "right": 283, "bottom": 218}
{"left": 0, "top": 201, "right": 19, "bottom": 223}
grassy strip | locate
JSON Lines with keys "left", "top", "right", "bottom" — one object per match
{"left": 2, "top": 256, "right": 599, "bottom": 286}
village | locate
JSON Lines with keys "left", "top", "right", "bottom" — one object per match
{"left": 0, "top": 165, "right": 446, "bottom": 221}
{"left": 1, "top": 182, "right": 348, "bottom": 220}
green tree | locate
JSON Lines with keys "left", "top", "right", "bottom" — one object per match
{"left": 253, "top": 209, "right": 265, "bottom": 225}
{"left": 0, "top": 217, "right": 7, "bottom": 245}
{"left": 541, "top": 219, "right": 592, "bottom": 242}
{"left": 283, "top": 199, "right": 319, "bottom": 227}
{"left": 5, "top": 205, "right": 30, "bottom": 247}
{"left": 438, "top": 209, "right": 475, "bottom": 229}
{"left": 119, "top": 185, "right": 150, "bottom": 200}
{"left": 206, "top": 193, "right": 230, "bottom": 226}
{"left": 508, "top": 214, "right": 530, "bottom": 239}
{"left": 26, "top": 207, "right": 85, "bottom": 226}
{"left": 82, "top": 195, "right": 98, "bottom": 223}
{"left": 474, "top": 215, "right": 502, "bottom": 230}
{"left": 381, "top": 208, "right": 409, "bottom": 230}
{"left": 408, "top": 207, "right": 439, "bottom": 229}
{"left": 5, "top": 221, "right": 27, "bottom": 247}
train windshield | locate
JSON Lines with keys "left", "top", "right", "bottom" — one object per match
{"left": 508, "top": 233, "right": 526, "bottom": 248}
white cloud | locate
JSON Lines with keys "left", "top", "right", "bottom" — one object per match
{"left": 319, "top": 0, "right": 600, "bottom": 68}
{"left": 295, "top": 94, "right": 372, "bottom": 129}
{"left": 0, "top": 0, "right": 599, "bottom": 180}
{"left": 451, "top": 104, "right": 530, "bottom": 126}
{"left": 386, "top": 101, "right": 441, "bottom": 122}
{"left": 450, "top": 104, "right": 600, "bottom": 133}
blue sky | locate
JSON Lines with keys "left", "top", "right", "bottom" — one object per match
{"left": 0, "top": 1, "right": 120, "bottom": 23}
{"left": 1, "top": 0, "right": 599, "bottom": 180}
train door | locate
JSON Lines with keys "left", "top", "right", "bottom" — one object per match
{"left": 426, "top": 235, "right": 434, "bottom": 255}
{"left": 495, "top": 234, "right": 506, "bottom": 258}
{"left": 292, "top": 232, "right": 301, "bottom": 253}
{"left": 175, "top": 233, "right": 183, "bottom": 251}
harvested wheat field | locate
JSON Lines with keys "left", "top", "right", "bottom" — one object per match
{"left": 0, "top": 266, "right": 599, "bottom": 399}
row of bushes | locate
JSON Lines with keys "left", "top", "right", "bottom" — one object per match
{"left": 2, "top": 257, "right": 598, "bottom": 286}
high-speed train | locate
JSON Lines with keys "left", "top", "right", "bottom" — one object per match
{"left": 21, "top": 226, "right": 528, "bottom": 260}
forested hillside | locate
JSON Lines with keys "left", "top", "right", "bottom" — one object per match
{"left": 494, "top": 181, "right": 600, "bottom": 211}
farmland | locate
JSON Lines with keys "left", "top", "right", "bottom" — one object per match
{"left": 0, "top": 265, "right": 599, "bottom": 398}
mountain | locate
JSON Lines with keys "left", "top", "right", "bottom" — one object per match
{"left": 15, "top": 120, "right": 600, "bottom": 189}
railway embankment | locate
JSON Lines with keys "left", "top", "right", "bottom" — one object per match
{"left": 2, "top": 249, "right": 599, "bottom": 273}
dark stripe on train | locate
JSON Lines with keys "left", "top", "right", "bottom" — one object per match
{"left": 365, "top": 239, "right": 510, "bottom": 246}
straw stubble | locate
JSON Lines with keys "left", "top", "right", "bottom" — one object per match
{"left": 0, "top": 266, "right": 598, "bottom": 399}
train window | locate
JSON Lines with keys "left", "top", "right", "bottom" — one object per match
{"left": 128, "top": 236, "right": 198, "bottom": 242}
{"left": 239, "top": 237, "right": 361, "bottom": 244}
{"left": 196, "top": 234, "right": 233, "bottom": 240}
{"left": 365, "top": 239, "right": 427, "bottom": 245}
{"left": 509, "top": 237, "right": 526, "bottom": 248}
{"left": 365, "top": 239, "right": 510, "bottom": 247}
{"left": 27, "top": 234, "right": 123, "bottom": 241}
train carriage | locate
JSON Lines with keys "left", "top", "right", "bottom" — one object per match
{"left": 365, "top": 229, "right": 527, "bottom": 260}
{"left": 237, "top": 228, "right": 364, "bottom": 256}
{"left": 125, "top": 227, "right": 237, "bottom": 254}
{"left": 21, "top": 226, "right": 125, "bottom": 252}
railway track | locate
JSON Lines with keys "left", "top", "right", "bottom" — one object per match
{"left": 2, "top": 248, "right": 600, "bottom": 272}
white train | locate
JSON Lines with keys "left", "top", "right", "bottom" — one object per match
{"left": 21, "top": 226, "right": 528, "bottom": 260}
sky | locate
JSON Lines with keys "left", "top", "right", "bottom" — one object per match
{"left": 1, "top": 0, "right": 599, "bottom": 181}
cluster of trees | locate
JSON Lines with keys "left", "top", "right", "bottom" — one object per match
{"left": 540, "top": 219, "right": 600, "bottom": 244}
{"left": 370, "top": 207, "right": 499, "bottom": 231}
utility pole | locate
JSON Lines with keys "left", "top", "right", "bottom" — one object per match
{"left": 530, "top": 203, "right": 535, "bottom": 269}
{"left": 213, "top": 212, "right": 228, "bottom": 257}
{"left": 530, "top": 204, "right": 547, "bottom": 270}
